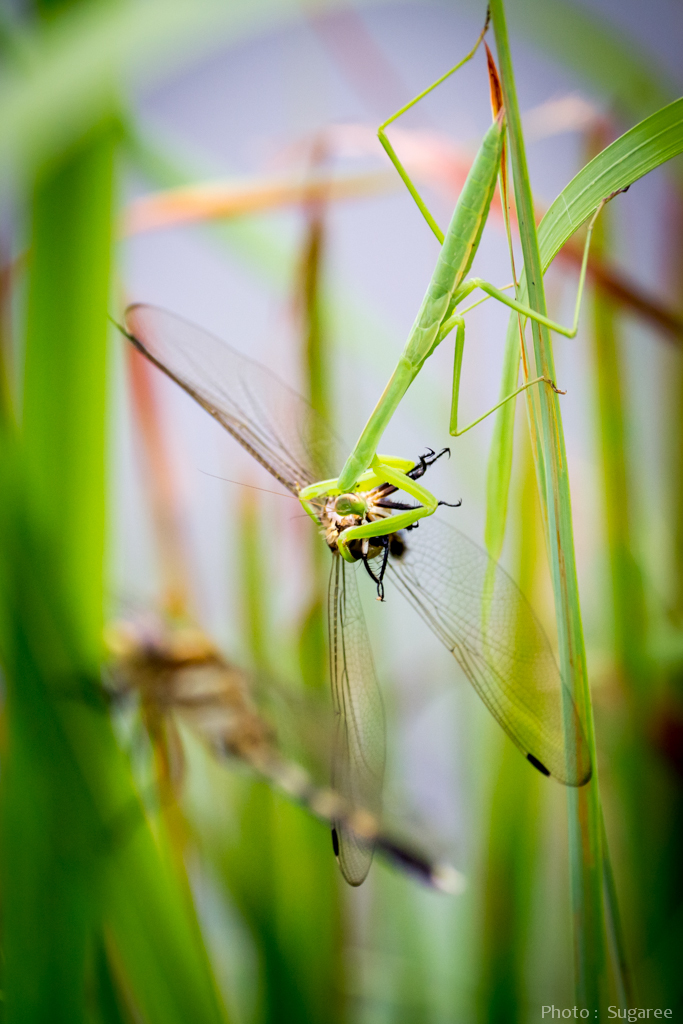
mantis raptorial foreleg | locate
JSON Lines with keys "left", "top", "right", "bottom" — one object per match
{"left": 335, "top": 456, "right": 439, "bottom": 560}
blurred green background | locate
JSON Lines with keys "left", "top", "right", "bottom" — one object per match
{"left": 0, "top": 0, "right": 682, "bottom": 1020}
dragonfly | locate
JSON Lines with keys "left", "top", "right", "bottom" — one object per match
{"left": 121, "top": 303, "right": 591, "bottom": 887}
{"left": 106, "top": 612, "right": 461, "bottom": 892}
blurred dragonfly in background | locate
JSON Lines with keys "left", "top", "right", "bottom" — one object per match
{"left": 106, "top": 611, "right": 462, "bottom": 892}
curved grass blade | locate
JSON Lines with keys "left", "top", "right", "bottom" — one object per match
{"left": 486, "top": 98, "right": 683, "bottom": 562}
{"left": 387, "top": 517, "right": 591, "bottom": 786}
{"left": 328, "top": 555, "right": 385, "bottom": 885}
{"left": 539, "top": 97, "right": 683, "bottom": 273}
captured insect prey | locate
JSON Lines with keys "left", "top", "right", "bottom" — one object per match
{"left": 311, "top": 446, "right": 461, "bottom": 602}
{"left": 121, "top": 302, "right": 591, "bottom": 886}
{"left": 106, "top": 615, "right": 461, "bottom": 893}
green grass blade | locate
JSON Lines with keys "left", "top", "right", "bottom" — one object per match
{"left": 600, "top": 814, "right": 632, "bottom": 1010}
{"left": 588, "top": 186, "right": 638, "bottom": 1010}
{"left": 479, "top": 442, "right": 543, "bottom": 1021}
{"left": 588, "top": 189, "right": 648, "bottom": 696}
{"left": 91, "top": 934, "right": 130, "bottom": 1024}
{"left": 539, "top": 98, "right": 683, "bottom": 271}
{"left": 22, "top": 119, "right": 113, "bottom": 660}
{"left": 218, "top": 473, "right": 343, "bottom": 1024}
{"left": 489, "top": 0, "right": 608, "bottom": 1008}
{"left": 103, "top": 827, "right": 229, "bottom": 1024}
{"left": 479, "top": 740, "right": 541, "bottom": 1022}
{"left": 1, "top": 117, "right": 115, "bottom": 1023}
{"left": 1, "top": 109, "right": 229, "bottom": 1020}
{"left": 484, "top": 318, "right": 520, "bottom": 561}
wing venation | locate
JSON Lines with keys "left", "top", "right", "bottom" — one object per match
{"left": 125, "top": 304, "right": 341, "bottom": 493}
{"left": 328, "top": 556, "right": 386, "bottom": 885}
{"left": 387, "top": 517, "right": 591, "bottom": 786}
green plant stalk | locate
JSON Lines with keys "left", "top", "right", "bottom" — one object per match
{"left": 234, "top": 478, "right": 293, "bottom": 1024}
{"left": 234, "top": 483, "right": 343, "bottom": 1024}
{"left": 484, "top": 319, "right": 524, "bottom": 561}
{"left": 489, "top": 0, "right": 607, "bottom": 1008}
{"left": 3, "top": 116, "right": 227, "bottom": 1021}
{"left": 479, "top": 437, "right": 543, "bottom": 1022}
{"left": 600, "top": 813, "right": 631, "bottom": 1009}
{"left": 22, "top": 121, "right": 114, "bottom": 664}
{"left": 239, "top": 488, "right": 270, "bottom": 670}
{"left": 589, "top": 165, "right": 648, "bottom": 701}
{"left": 294, "top": 197, "right": 345, "bottom": 1024}
{"left": 479, "top": 735, "right": 541, "bottom": 1023}
{"left": 91, "top": 932, "right": 129, "bottom": 1024}
{"left": 0, "top": 249, "right": 15, "bottom": 428}
{"left": 298, "top": 206, "right": 330, "bottom": 693}
{"left": 585, "top": 134, "right": 639, "bottom": 1009}
{"left": 3, "top": 117, "right": 114, "bottom": 1023}
{"left": 589, "top": 140, "right": 683, "bottom": 1010}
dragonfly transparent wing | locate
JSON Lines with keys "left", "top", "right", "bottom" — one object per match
{"left": 124, "top": 304, "right": 341, "bottom": 492}
{"left": 328, "top": 555, "right": 386, "bottom": 885}
{"left": 386, "top": 517, "right": 591, "bottom": 786}
{"left": 123, "top": 305, "right": 389, "bottom": 883}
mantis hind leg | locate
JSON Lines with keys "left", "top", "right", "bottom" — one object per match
{"left": 443, "top": 194, "right": 623, "bottom": 438}
{"left": 377, "top": 13, "right": 490, "bottom": 245}
{"left": 447, "top": 315, "right": 562, "bottom": 438}
{"left": 441, "top": 192, "right": 618, "bottom": 348}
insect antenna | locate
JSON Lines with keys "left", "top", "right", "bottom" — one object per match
{"left": 199, "top": 469, "right": 298, "bottom": 499}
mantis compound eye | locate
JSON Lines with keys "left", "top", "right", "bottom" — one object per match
{"left": 334, "top": 493, "right": 366, "bottom": 517}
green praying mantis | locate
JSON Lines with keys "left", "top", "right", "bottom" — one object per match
{"left": 298, "top": 16, "right": 611, "bottom": 561}
{"left": 123, "top": 17, "right": 621, "bottom": 884}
